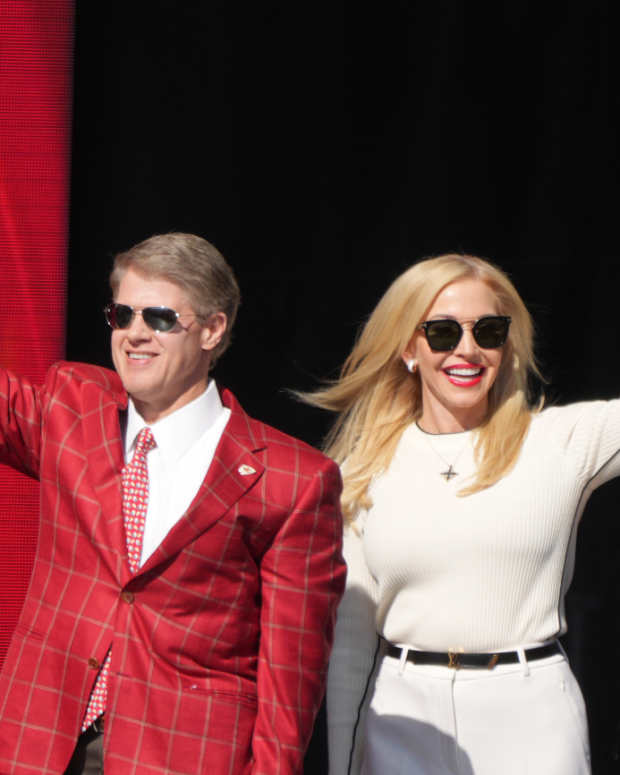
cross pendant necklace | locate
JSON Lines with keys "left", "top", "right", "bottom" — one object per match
{"left": 417, "top": 423, "right": 469, "bottom": 483}
{"left": 441, "top": 464, "right": 459, "bottom": 481}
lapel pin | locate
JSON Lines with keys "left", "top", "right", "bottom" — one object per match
{"left": 238, "top": 464, "right": 256, "bottom": 476}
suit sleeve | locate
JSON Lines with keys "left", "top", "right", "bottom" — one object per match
{"left": 251, "top": 456, "right": 346, "bottom": 775}
{"left": 0, "top": 367, "right": 47, "bottom": 478}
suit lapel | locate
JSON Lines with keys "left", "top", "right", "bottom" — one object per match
{"left": 81, "top": 375, "right": 129, "bottom": 581}
{"left": 140, "top": 390, "right": 265, "bottom": 573}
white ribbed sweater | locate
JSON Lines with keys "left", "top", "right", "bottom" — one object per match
{"left": 327, "top": 400, "right": 620, "bottom": 774}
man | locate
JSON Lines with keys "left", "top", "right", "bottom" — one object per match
{"left": 0, "top": 233, "right": 346, "bottom": 774}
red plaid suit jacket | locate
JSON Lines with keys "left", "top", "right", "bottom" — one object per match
{"left": 0, "top": 362, "right": 345, "bottom": 774}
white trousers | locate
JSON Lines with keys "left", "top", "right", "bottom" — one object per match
{"left": 361, "top": 649, "right": 591, "bottom": 775}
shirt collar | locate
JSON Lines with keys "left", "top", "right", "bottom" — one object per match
{"left": 125, "top": 380, "right": 226, "bottom": 465}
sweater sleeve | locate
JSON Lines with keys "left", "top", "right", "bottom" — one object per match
{"left": 544, "top": 399, "right": 620, "bottom": 486}
{"left": 327, "top": 517, "right": 380, "bottom": 775}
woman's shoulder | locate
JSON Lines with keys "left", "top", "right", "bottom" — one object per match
{"left": 533, "top": 397, "right": 620, "bottom": 429}
{"left": 528, "top": 398, "right": 620, "bottom": 464}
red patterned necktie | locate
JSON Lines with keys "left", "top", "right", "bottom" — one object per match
{"left": 82, "top": 427, "right": 156, "bottom": 730}
{"left": 122, "top": 427, "right": 156, "bottom": 573}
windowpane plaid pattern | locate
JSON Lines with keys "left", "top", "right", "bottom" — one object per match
{"left": 81, "top": 427, "right": 155, "bottom": 731}
{"left": 0, "top": 364, "right": 345, "bottom": 774}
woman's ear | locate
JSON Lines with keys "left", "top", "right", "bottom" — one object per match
{"left": 403, "top": 356, "right": 418, "bottom": 373}
{"left": 401, "top": 337, "right": 418, "bottom": 373}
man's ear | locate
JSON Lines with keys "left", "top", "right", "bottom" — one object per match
{"left": 200, "top": 312, "right": 228, "bottom": 352}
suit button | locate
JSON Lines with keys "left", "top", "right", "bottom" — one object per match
{"left": 88, "top": 657, "right": 100, "bottom": 669}
{"left": 121, "top": 590, "right": 135, "bottom": 604}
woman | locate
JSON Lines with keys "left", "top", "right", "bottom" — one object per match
{"left": 306, "top": 253, "right": 616, "bottom": 774}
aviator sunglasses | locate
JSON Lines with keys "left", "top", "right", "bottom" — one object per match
{"left": 104, "top": 302, "right": 193, "bottom": 333}
{"left": 418, "top": 315, "right": 511, "bottom": 352}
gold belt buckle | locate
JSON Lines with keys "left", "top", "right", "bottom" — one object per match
{"left": 447, "top": 650, "right": 461, "bottom": 669}
{"left": 487, "top": 654, "right": 499, "bottom": 669}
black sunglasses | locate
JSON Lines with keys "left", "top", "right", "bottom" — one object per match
{"left": 418, "top": 315, "right": 511, "bottom": 352}
{"left": 104, "top": 302, "right": 190, "bottom": 333}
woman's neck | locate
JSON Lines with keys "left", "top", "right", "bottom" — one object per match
{"left": 417, "top": 403, "right": 487, "bottom": 434}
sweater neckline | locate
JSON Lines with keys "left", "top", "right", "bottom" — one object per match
{"left": 414, "top": 421, "right": 474, "bottom": 438}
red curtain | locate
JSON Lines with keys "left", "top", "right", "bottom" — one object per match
{"left": 0, "top": 0, "right": 74, "bottom": 665}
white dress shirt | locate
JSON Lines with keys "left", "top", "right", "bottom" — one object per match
{"left": 124, "top": 380, "right": 231, "bottom": 565}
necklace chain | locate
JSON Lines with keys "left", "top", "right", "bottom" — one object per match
{"left": 417, "top": 426, "right": 469, "bottom": 482}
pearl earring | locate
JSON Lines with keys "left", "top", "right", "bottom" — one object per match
{"left": 406, "top": 359, "right": 417, "bottom": 373}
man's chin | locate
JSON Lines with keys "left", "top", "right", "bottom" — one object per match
{"left": 121, "top": 378, "right": 159, "bottom": 406}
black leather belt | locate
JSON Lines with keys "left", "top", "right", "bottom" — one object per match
{"left": 385, "top": 641, "right": 561, "bottom": 670}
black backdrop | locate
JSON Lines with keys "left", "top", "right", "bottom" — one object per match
{"left": 67, "top": 2, "right": 620, "bottom": 771}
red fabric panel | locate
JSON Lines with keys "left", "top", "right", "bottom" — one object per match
{"left": 0, "top": 0, "right": 73, "bottom": 666}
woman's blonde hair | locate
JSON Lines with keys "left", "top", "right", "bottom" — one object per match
{"left": 303, "top": 253, "right": 542, "bottom": 523}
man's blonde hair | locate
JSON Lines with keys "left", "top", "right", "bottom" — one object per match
{"left": 110, "top": 232, "right": 240, "bottom": 362}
